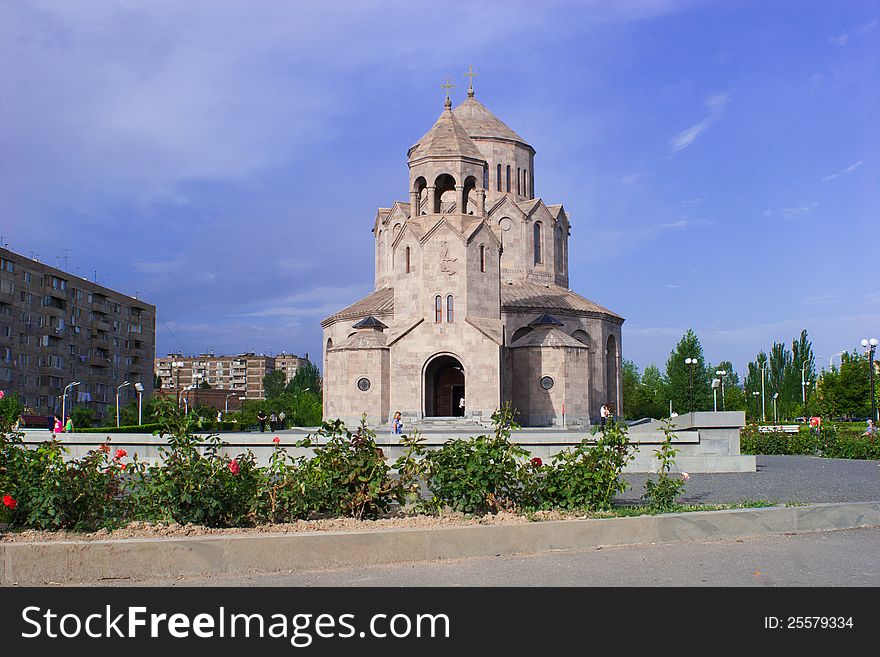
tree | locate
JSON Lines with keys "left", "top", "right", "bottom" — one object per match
{"left": 262, "top": 370, "right": 288, "bottom": 401}
{"left": 713, "top": 360, "right": 746, "bottom": 412}
{"left": 640, "top": 364, "right": 669, "bottom": 419}
{"left": 665, "top": 329, "right": 710, "bottom": 414}
{"left": 815, "top": 352, "right": 874, "bottom": 419}
{"left": 286, "top": 359, "right": 322, "bottom": 395}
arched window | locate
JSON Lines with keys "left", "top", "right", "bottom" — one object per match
{"left": 517, "top": 167, "right": 521, "bottom": 195}
{"left": 480, "top": 245, "right": 486, "bottom": 272}
{"left": 524, "top": 170, "right": 529, "bottom": 198}
{"left": 506, "top": 165, "right": 511, "bottom": 192}
{"left": 483, "top": 166, "right": 489, "bottom": 191}
{"left": 435, "top": 295, "right": 442, "bottom": 323}
{"left": 447, "top": 295, "right": 454, "bottom": 323}
{"left": 534, "top": 222, "right": 543, "bottom": 265}
{"left": 496, "top": 164, "right": 502, "bottom": 192}
{"left": 405, "top": 246, "right": 411, "bottom": 274}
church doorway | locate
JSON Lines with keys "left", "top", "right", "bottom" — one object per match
{"left": 424, "top": 354, "right": 465, "bottom": 417}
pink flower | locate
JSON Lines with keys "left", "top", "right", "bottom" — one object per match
{"left": 99, "top": 444, "right": 111, "bottom": 454}
{"left": 228, "top": 460, "right": 240, "bottom": 475}
{"left": 114, "top": 449, "right": 127, "bottom": 460}
{"left": 2, "top": 494, "right": 16, "bottom": 510}
{"left": 273, "top": 436, "right": 280, "bottom": 444}
{"left": 0, "top": 390, "right": 5, "bottom": 399}
{"left": 681, "top": 472, "right": 690, "bottom": 481}
{"left": 530, "top": 457, "right": 543, "bottom": 467}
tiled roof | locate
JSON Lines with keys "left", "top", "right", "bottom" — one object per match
{"left": 321, "top": 288, "right": 394, "bottom": 326}
{"left": 452, "top": 96, "right": 529, "bottom": 145}
{"left": 408, "top": 108, "right": 484, "bottom": 160}
{"left": 502, "top": 281, "right": 623, "bottom": 320}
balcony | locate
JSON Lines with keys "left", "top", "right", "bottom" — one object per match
{"left": 93, "top": 320, "right": 111, "bottom": 332}
{"left": 88, "top": 354, "right": 111, "bottom": 368}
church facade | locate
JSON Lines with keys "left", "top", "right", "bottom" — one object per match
{"left": 321, "top": 83, "right": 624, "bottom": 427}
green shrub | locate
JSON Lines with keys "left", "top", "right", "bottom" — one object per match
{"left": 642, "top": 418, "right": 687, "bottom": 512}
{"left": 420, "top": 404, "right": 528, "bottom": 514}
{"left": 538, "top": 418, "right": 637, "bottom": 511}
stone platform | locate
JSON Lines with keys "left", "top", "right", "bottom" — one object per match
{"left": 18, "top": 411, "right": 753, "bottom": 473}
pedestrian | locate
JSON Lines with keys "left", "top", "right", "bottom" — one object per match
{"left": 390, "top": 411, "right": 403, "bottom": 435}
{"left": 599, "top": 403, "right": 608, "bottom": 429}
{"left": 458, "top": 397, "right": 465, "bottom": 415}
{"left": 64, "top": 415, "right": 74, "bottom": 432}
{"left": 269, "top": 412, "right": 277, "bottom": 432}
{"left": 278, "top": 410, "right": 286, "bottom": 430}
{"left": 53, "top": 415, "right": 63, "bottom": 433}
{"left": 257, "top": 410, "right": 267, "bottom": 432}
{"left": 865, "top": 419, "right": 878, "bottom": 436}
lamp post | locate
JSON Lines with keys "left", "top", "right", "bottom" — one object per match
{"left": 772, "top": 392, "right": 779, "bottom": 424}
{"left": 715, "top": 370, "right": 727, "bottom": 411}
{"left": 116, "top": 381, "right": 130, "bottom": 428}
{"left": 800, "top": 359, "right": 812, "bottom": 420}
{"left": 225, "top": 392, "right": 237, "bottom": 416}
{"left": 62, "top": 381, "right": 80, "bottom": 429}
{"left": 829, "top": 351, "right": 846, "bottom": 371}
{"left": 861, "top": 338, "right": 878, "bottom": 423}
{"left": 752, "top": 391, "right": 760, "bottom": 420}
{"left": 760, "top": 365, "right": 767, "bottom": 422}
{"left": 712, "top": 377, "right": 721, "bottom": 412}
{"left": 172, "top": 360, "right": 184, "bottom": 407}
{"left": 684, "top": 357, "right": 697, "bottom": 413}
{"left": 134, "top": 382, "right": 144, "bottom": 425}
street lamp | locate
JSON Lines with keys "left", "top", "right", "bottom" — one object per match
{"left": 861, "top": 338, "right": 878, "bottom": 423}
{"left": 752, "top": 391, "right": 760, "bottom": 420}
{"left": 116, "top": 381, "right": 130, "bottom": 428}
{"left": 171, "top": 360, "right": 185, "bottom": 407}
{"left": 225, "top": 392, "right": 237, "bottom": 416}
{"left": 800, "top": 359, "right": 812, "bottom": 420}
{"left": 829, "top": 351, "right": 846, "bottom": 371}
{"left": 772, "top": 392, "right": 779, "bottom": 424}
{"left": 760, "top": 364, "right": 767, "bottom": 422}
{"left": 684, "top": 358, "right": 697, "bottom": 413}
{"left": 134, "top": 382, "right": 144, "bottom": 425}
{"left": 715, "top": 370, "right": 727, "bottom": 411}
{"left": 62, "top": 381, "right": 80, "bottom": 429}
{"left": 711, "top": 377, "right": 721, "bottom": 412}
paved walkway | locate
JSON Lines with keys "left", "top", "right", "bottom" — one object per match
{"left": 619, "top": 455, "right": 880, "bottom": 506}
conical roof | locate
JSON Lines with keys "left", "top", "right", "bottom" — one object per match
{"left": 408, "top": 107, "right": 484, "bottom": 161}
{"left": 452, "top": 95, "right": 529, "bottom": 145}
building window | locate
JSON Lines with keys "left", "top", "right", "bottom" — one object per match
{"left": 506, "top": 165, "right": 511, "bottom": 192}
{"left": 405, "top": 246, "right": 411, "bottom": 274}
{"left": 480, "top": 245, "right": 486, "bottom": 273}
{"left": 435, "top": 295, "right": 442, "bottom": 323}
{"left": 357, "top": 377, "right": 371, "bottom": 392}
{"left": 524, "top": 169, "right": 529, "bottom": 198}
{"left": 447, "top": 295, "right": 454, "bottom": 323}
{"left": 540, "top": 376, "right": 554, "bottom": 390}
{"left": 517, "top": 168, "right": 521, "bottom": 195}
{"left": 556, "top": 226, "right": 564, "bottom": 269}
{"left": 483, "top": 166, "right": 489, "bottom": 190}
{"left": 496, "top": 164, "right": 502, "bottom": 192}
{"left": 534, "top": 222, "right": 543, "bottom": 264}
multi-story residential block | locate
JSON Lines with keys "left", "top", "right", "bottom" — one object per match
{"left": 154, "top": 351, "right": 307, "bottom": 400}
{"left": 0, "top": 247, "right": 156, "bottom": 421}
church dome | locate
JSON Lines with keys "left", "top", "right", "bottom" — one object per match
{"left": 408, "top": 105, "right": 485, "bottom": 162}
{"left": 452, "top": 95, "right": 531, "bottom": 150}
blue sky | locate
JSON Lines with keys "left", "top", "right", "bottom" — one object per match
{"left": 2, "top": 0, "right": 877, "bottom": 378}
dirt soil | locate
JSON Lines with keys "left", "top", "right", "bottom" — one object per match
{"left": 0, "top": 509, "right": 608, "bottom": 543}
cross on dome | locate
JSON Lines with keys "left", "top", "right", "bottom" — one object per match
{"left": 464, "top": 64, "right": 477, "bottom": 97}
{"left": 441, "top": 76, "right": 455, "bottom": 108}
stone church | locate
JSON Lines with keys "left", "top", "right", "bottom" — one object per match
{"left": 322, "top": 79, "right": 624, "bottom": 427}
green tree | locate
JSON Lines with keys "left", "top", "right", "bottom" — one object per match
{"left": 665, "top": 329, "right": 710, "bottom": 414}
{"left": 286, "top": 359, "right": 322, "bottom": 395}
{"left": 641, "top": 364, "right": 669, "bottom": 419}
{"left": 262, "top": 370, "right": 287, "bottom": 401}
{"left": 815, "top": 352, "right": 874, "bottom": 419}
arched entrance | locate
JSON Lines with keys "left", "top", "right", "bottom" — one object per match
{"left": 424, "top": 354, "right": 465, "bottom": 417}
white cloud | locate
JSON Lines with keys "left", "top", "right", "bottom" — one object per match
{"left": 762, "top": 202, "right": 818, "bottom": 221}
{"left": 670, "top": 92, "right": 729, "bottom": 153}
{"left": 829, "top": 18, "right": 878, "bottom": 46}
{"left": 657, "top": 218, "right": 715, "bottom": 230}
{"left": 619, "top": 173, "right": 643, "bottom": 185}
{"left": 822, "top": 160, "right": 863, "bottom": 182}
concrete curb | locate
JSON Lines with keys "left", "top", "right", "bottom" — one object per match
{"left": 2, "top": 501, "right": 879, "bottom": 585}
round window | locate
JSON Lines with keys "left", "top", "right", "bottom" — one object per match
{"left": 357, "top": 377, "right": 371, "bottom": 392}
{"left": 540, "top": 376, "right": 554, "bottom": 390}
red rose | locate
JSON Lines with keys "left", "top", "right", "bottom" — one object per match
{"left": 114, "top": 449, "right": 127, "bottom": 460}
{"left": 530, "top": 457, "right": 543, "bottom": 467}
{"left": 2, "top": 494, "right": 16, "bottom": 509}
{"left": 228, "top": 460, "right": 240, "bottom": 475}
{"left": 273, "top": 436, "right": 281, "bottom": 444}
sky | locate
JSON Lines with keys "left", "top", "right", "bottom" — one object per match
{"left": 1, "top": 0, "right": 878, "bottom": 379}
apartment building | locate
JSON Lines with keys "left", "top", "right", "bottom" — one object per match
{"left": 0, "top": 247, "right": 156, "bottom": 420}
{"left": 154, "top": 352, "right": 306, "bottom": 400}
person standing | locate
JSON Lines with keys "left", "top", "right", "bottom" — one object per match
{"left": 64, "top": 416, "right": 74, "bottom": 432}
{"left": 53, "top": 415, "right": 63, "bottom": 434}
{"left": 269, "top": 412, "right": 277, "bottom": 432}
{"left": 257, "top": 410, "right": 267, "bottom": 432}
{"left": 390, "top": 411, "right": 403, "bottom": 435}
{"left": 599, "top": 403, "right": 608, "bottom": 429}
{"left": 278, "top": 410, "right": 286, "bottom": 430}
